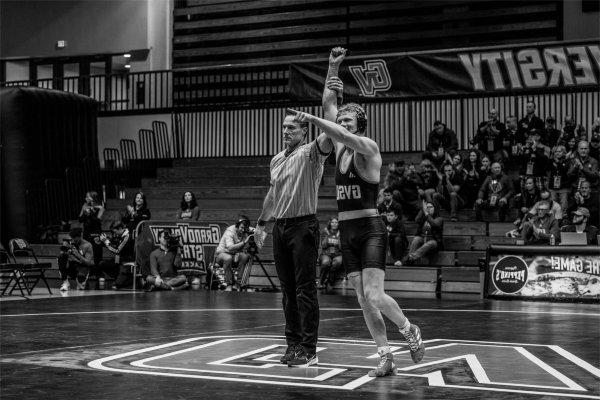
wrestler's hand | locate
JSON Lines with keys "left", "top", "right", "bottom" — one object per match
{"left": 329, "top": 47, "right": 347, "bottom": 65}
{"left": 326, "top": 77, "right": 343, "bottom": 95}
{"left": 253, "top": 225, "right": 267, "bottom": 249}
{"left": 286, "top": 108, "right": 313, "bottom": 123}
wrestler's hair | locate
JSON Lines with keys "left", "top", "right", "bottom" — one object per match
{"left": 337, "top": 103, "right": 367, "bottom": 134}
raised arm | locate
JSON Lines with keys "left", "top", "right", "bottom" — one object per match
{"left": 287, "top": 109, "right": 379, "bottom": 157}
{"left": 323, "top": 47, "right": 346, "bottom": 122}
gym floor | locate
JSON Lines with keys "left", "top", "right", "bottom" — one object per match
{"left": 1, "top": 290, "right": 599, "bottom": 400}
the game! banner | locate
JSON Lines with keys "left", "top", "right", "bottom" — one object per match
{"left": 289, "top": 40, "right": 600, "bottom": 99}
{"left": 486, "top": 245, "right": 600, "bottom": 301}
{"left": 135, "top": 220, "right": 228, "bottom": 276}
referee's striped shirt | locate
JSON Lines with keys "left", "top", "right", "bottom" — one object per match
{"left": 270, "top": 140, "right": 329, "bottom": 219}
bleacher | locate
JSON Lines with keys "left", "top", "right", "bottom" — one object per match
{"left": 28, "top": 151, "right": 521, "bottom": 299}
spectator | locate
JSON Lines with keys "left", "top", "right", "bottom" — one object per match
{"left": 424, "top": 121, "right": 458, "bottom": 168}
{"left": 377, "top": 187, "right": 402, "bottom": 224}
{"left": 418, "top": 159, "right": 439, "bottom": 203}
{"left": 517, "top": 101, "right": 545, "bottom": 138}
{"left": 543, "top": 116, "right": 561, "bottom": 148}
{"left": 567, "top": 180, "right": 600, "bottom": 228}
{"left": 502, "top": 115, "right": 525, "bottom": 166}
{"left": 386, "top": 209, "right": 408, "bottom": 267}
{"left": 548, "top": 145, "right": 571, "bottom": 213}
{"left": 178, "top": 191, "right": 200, "bottom": 220}
{"left": 383, "top": 161, "right": 403, "bottom": 189}
{"left": 97, "top": 221, "right": 135, "bottom": 290}
{"left": 562, "top": 115, "right": 586, "bottom": 142}
{"left": 146, "top": 230, "right": 188, "bottom": 291}
{"left": 58, "top": 228, "right": 95, "bottom": 291}
{"left": 462, "top": 150, "right": 484, "bottom": 208}
{"left": 317, "top": 217, "right": 342, "bottom": 290}
{"left": 122, "top": 191, "right": 151, "bottom": 234}
{"left": 402, "top": 201, "right": 443, "bottom": 266}
{"left": 521, "top": 201, "right": 560, "bottom": 245}
{"left": 561, "top": 208, "right": 598, "bottom": 245}
{"left": 472, "top": 108, "right": 506, "bottom": 161}
{"left": 517, "top": 133, "right": 550, "bottom": 190}
{"left": 480, "top": 155, "right": 492, "bottom": 177}
{"left": 78, "top": 191, "right": 105, "bottom": 266}
{"left": 590, "top": 117, "right": 600, "bottom": 161}
{"left": 433, "top": 163, "right": 464, "bottom": 222}
{"left": 214, "top": 215, "right": 253, "bottom": 291}
{"left": 513, "top": 177, "right": 540, "bottom": 226}
{"left": 568, "top": 140, "right": 599, "bottom": 189}
{"left": 389, "top": 162, "right": 423, "bottom": 221}
{"left": 565, "top": 136, "right": 579, "bottom": 159}
{"left": 475, "top": 162, "right": 514, "bottom": 222}
{"left": 451, "top": 153, "right": 465, "bottom": 175}
{"left": 532, "top": 189, "right": 563, "bottom": 223}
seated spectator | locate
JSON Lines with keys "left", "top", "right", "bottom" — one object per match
{"left": 567, "top": 180, "right": 600, "bottom": 228}
{"left": 402, "top": 201, "right": 443, "bottom": 266}
{"left": 58, "top": 228, "right": 95, "bottom": 291}
{"left": 462, "top": 150, "right": 484, "bottom": 208}
{"left": 480, "top": 155, "right": 492, "bottom": 177}
{"left": 78, "top": 191, "right": 105, "bottom": 266}
{"left": 517, "top": 133, "right": 550, "bottom": 190}
{"left": 433, "top": 163, "right": 464, "bottom": 222}
{"left": 513, "top": 177, "right": 540, "bottom": 226}
{"left": 122, "top": 191, "right": 151, "bottom": 234}
{"left": 146, "top": 230, "right": 188, "bottom": 291}
{"left": 562, "top": 115, "right": 586, "bottom": 142}
{"left": 389, "top": 161, "right": 423, "bottom": 221}
{"left": 472, "top": 109, "right": 506, "bottom": 161}
{"left": 451, "top": 152, "right": 464, "bottom": 174}
{"left": 502, "top": 116, "right": 526, "bottom": 167}
{"left": 418, "top": 159, "right": 439, "bottom": 203}
{"left": 383, "top": 161, "right": 403, "bottom": 189}
{"left": 521, "top": 201, "right": 560, "bottom": 245}
{"left": 568, "top": 140, "right": 599, "bottom": 190}
{"left": 386, "top": 209, "right": 408, "bottom": 267}
{"left": 214, "top": 215, "right": 253, "bottom": 291}
{"left": 96, "top": 221, "right": 135, "bottom": 290}
{"left": 377, "top": 187, "right": 402, "bottom": 224}
{"left": 548, "top": 145, "right": 571, "bottom": 213}
{"left": 590, "top": 117, "right": 600, "bottom": 161}
{"left": 542, "top": 116, "right": 561, "bottom": 148}
{"left": 517, "top": 101, "right": 545, "bottom": 138}
{"left": 475, "top": 162, "right": 514, "bottom": 222}
{"left": 532, "top": 189, "right": 563, "bottom": 222}
{"left": 424, "top": 120, "right": 458, "bottom": 168}
{"left": 565, "top": 136, "right": 579, "bottom": 159}
{"left": 178, "top": 191, "right": 200, "bottom": 220}
{"left": 561, "top": 207, "right": 598, "bottom": 245}
{"left": 317, "top": 217, "right": 342, "bottom": 289}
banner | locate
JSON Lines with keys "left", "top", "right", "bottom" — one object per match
{"left": 486, "top": 245, "right": 600, "bottom": 300}
{"left": 135, "top": 220, "right": 228, "bottom": 276}
{"left": 289, "top": 40, "right": 600, "bottom": 100}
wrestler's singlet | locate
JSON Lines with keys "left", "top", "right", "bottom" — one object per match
{"left": 335, "top": 147, "right": 379, "bottom": 212}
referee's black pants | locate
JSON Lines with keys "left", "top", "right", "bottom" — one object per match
{"left": 273, "top": 215, "right": 320, "bottom": 353}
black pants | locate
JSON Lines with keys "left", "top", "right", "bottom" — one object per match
{"left": 97, "top": 260, "right": 134, "bottom": 288}
{"left": 272, "top": 215, "right": 320, "bottom": 353}
{"left": 57, "top": 254, "right": 89, "bottom": 283}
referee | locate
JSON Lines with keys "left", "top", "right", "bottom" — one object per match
{"left": 254, "top": 111, "right": 333, "bottom": 368}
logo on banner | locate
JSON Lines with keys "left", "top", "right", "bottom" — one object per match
{"left": 149, "top": 223, "right": 221, "bottom": 271}
{"left": 492, "top": 255, "right": 528, "bottom": 294}
{"left": 348, "top": 60, "right": 392, "bottom": 97}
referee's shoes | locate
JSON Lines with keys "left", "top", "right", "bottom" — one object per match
{"left": 287, "top": 348, "right": 318, "bottom": 368}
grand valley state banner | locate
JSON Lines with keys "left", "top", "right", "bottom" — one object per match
{"left": 289, "top": 40, "right": 599, "bottom": 99}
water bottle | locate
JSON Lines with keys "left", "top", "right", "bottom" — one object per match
{"left": 550, "top": 234, "right": 555, "bottom": 246}
{"left": 98, "top": 277, "right": 105, "bottom": 290}
{"left": 341, "top": 277, "right": 348, "bottom": 296}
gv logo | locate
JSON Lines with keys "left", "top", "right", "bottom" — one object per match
{"left": 349, "top": 60, "right": 392, "bottom": 97}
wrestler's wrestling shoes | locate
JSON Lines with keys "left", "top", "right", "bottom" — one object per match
{"left": 401, "top": 324, "right": 425, "bottom": 363}
{"left": 287, "top": 349, "right": 318, "bottom": 368}
{"left": 368, "top": 352, "right": 397, "bottom": 377}
{"left": 279, "top": 344, "right": 299, "bottom": 364}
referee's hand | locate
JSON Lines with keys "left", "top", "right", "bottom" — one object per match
{"left": 253, "top": 225, "right": 268, "bottom": 248}
{"left": 286, "top": 108, "right": 313, "bottom": 123}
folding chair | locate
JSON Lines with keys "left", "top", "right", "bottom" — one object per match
{"left": 8, "top": 238, "right": 52, "bottom": 295}
{"left": 0, "top": 243, "right": 27, "bottom": 296}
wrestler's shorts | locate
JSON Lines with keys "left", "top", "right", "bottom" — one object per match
{"left": 339, "top": 216, "right": 388, "bottom": 274}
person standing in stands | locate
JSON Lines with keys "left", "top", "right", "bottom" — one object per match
{"left": 253, "top": 110, "right": 332, "bottom": 368}
{"left": 79, "top": 191, "right": 104, "bottom": 266}
{"left": 285, "top": 46, "right": 425, "bottom": 377}
{"left": 122, "top": 191, "right": 151, "bottom": 234}
{"left": 177, "top": 191, "right": 200, "bottom": 220}
{"left": 517, "top": 101, "right": 545, "bottom": 138}
{"left": 424, "top": 121, "right": 458, "bottom": 169}
{"left": 472, "top": 109, "right": 506, "bottom": 161}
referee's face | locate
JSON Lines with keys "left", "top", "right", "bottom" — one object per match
{"left": 282, "top": 115, "right": 306, "bottom": 149}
